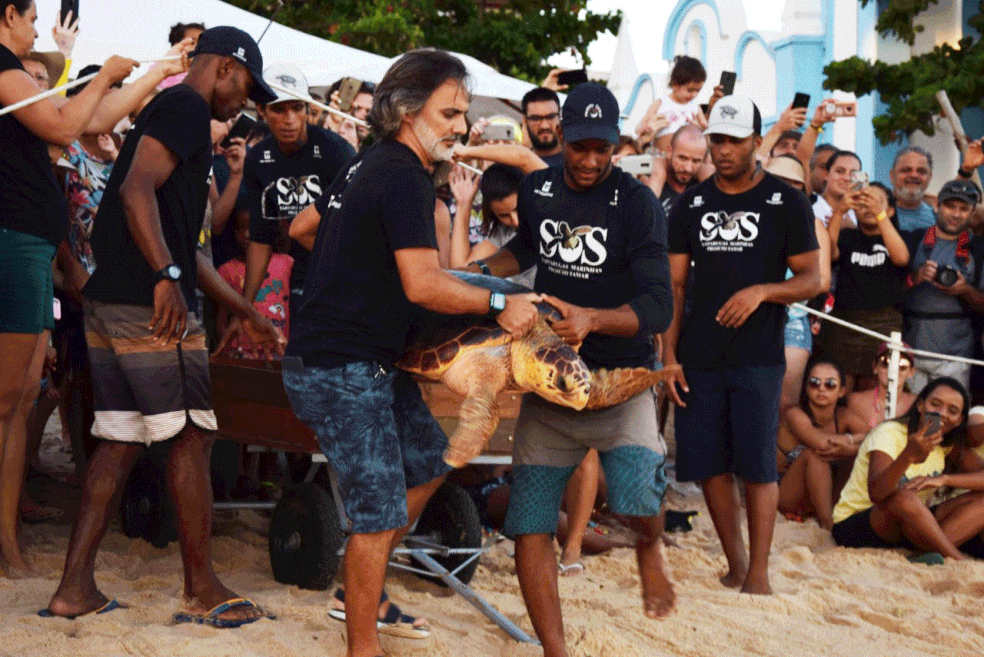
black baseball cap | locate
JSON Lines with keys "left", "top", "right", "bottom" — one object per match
{"left": 190, "top": 26, "right": 277, "bottom": 105}
{"left": 561, "top": 82, "right": 620, "bottom": 145}
{"left": 938, "top": 179, "right": 981, "bottom": 207}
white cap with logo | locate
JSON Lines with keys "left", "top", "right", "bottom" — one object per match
{"left": 262, "top": 62, "right": 312, "bottom": 105}
{"left": 704, "top": 94, "right": 762, "bottom": 139}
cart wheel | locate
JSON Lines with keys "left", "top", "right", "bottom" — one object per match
{"left": 269, "top": 482, "right": 343, "bottom": 590}
{"left": 411, "top": 482, "right": 483, "bottom": 586}
{"left": 120, "top": 450, "right": 177, "bottom": 548}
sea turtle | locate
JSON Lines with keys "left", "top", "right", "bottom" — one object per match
{"left": 397, "top": 273, "right": 673, "bottom": 467}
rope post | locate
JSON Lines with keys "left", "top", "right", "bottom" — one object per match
{"left": 886, "top": 331, "right": 902, "bottom": 420}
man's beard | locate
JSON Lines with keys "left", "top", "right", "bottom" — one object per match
{"left": 668, "top": 165, "right": 693, "bottom": 187}
{"left": 412, "top": 117, "right": 455, "bottom": 162}
{"left": 528, "top": 129, "right": 559, "bottom": 152}
{"left": 896, "top": 184, "right": 925, "bottom": 206}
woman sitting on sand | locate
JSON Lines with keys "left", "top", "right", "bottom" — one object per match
{"left": 831, "top": 377, "right": 984, "bottom": 560}
{"left": 777, "top": 359, "right": 855, "bottom": 530}
{"left": 845, "top": 342, "right": 916, "bottom": 432}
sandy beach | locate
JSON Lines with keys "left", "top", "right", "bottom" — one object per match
{"left": 5, "top": 421, "right": 984, "bottom": 657}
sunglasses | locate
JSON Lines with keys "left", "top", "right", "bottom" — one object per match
{"left": 877, "top": 356, "right": 912, "bottom": 370}
{"left": 808, "top": 377, "right": 840, "bottom": 391}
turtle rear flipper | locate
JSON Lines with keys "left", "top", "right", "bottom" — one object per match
{"left": 443, "top": 389, "right": 499, "bottom": 468}
{"left": 585, "top": 367, "right": 674, "bottom": 410}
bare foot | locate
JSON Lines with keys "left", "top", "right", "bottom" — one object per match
{"left": 719, "top": 566, "right": 747, "bottom": 588}
{"left": 642, "top": 576, "right": 676, "bottom": 619}
{"left": 740, "top": 570, "right": 772, "bottom": 595}
{"left": 640, "top": 543, "right": 676, "bottom": 619}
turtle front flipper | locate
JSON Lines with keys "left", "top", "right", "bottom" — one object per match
{"left": 585, "top": 367, "right": 674, "bottom": 410}
{"left": 444, "top": 388, "right": 499, "bottom": 468}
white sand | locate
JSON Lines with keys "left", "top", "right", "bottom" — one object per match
{"left": 5, "top": 422, "right": 984, "bottom": 656}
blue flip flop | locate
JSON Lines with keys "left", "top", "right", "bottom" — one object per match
{"left": 38, "top": 598, "right": 120, "bottom": 619}
{"left": 172, "top": 597, "right": 275, "bottom": 629}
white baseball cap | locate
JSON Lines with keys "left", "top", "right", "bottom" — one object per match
{"left": 262, "top": 62, "right": 312, "bottom": 106}
{"left": 704, "top": 94, "right": 762, "bottom": 139}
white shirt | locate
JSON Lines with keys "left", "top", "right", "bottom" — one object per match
{"left": 813, "top": 194, "right": 857, "bottom": 228}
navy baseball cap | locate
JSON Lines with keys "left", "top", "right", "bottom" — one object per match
{"left": 561, "top": 82, "right": 620, "bottom": 145}
{"left": 938, "top": 179, "right": 981, "bottom": 207}
{"left": 190, "top": 26, "right": 277, "bottom": 105}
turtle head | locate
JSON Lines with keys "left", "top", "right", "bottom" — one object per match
{"left": 512, "top": 325, "right": 591, "bottom": 410}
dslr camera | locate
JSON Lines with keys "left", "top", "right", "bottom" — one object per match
{"left": 935, "top": 265, "right": 959, "bottom": 287}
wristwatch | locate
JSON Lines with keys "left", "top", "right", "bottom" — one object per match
{"left": 473, "top": 260, "right": 492, "bottom": 276}
{"left": 488, "top": 292, "right": 507, "bottom": 317}
{"left": 154, "top": 264, "right": 182, "bottom": 282}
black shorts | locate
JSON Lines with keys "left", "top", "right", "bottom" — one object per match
{"left": 674, "top": 365, "right": 784, "bottom": 483}
{"left": 831, "top": 507, "right": 915, "bottom": 550}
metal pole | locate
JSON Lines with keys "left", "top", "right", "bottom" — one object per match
{"left": 886, "top": 330, "right": 901, "bottom": 419}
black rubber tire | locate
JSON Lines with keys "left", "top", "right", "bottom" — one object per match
{"left": 410, "top": 482, "right": 483, "bottom": 586}
{"left": 209, "top": 439, "right": 240, "bottom": 501}
{"left": 120, "top": 449, "right": 177, "bottom": 548}
{"left": 269, "top": 482, "right": 343, "bottom": 590}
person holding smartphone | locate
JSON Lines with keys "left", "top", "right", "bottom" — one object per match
{"left": 832, "top": 377, "right": 984, "bottom": 561}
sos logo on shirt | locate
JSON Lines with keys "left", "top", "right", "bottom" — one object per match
{"left": 539, "top": 219, "right": 608, "bottom": 279}
{"left": 699, "top": 211, "right": 760, "bottom": 252}
{"left": 262, "top": 175, "right": 323, "bottom": 220}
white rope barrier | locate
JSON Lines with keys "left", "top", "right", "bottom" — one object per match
{"left": 790, "top": 302, "right": 984, "bottom": 368}
{"left": 268, "top": 81, "right": 369, "bottom": 128}
{"left": 0, "top": 56, "right": 183, "bottom": 118}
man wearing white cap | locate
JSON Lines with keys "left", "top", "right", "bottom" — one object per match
{"left": 236, "top": 63, "right": 355, "bottom": 346}
{"left": 662, "top": 94, "right": 822, "bottom": 594}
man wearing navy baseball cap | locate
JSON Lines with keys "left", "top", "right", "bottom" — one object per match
{"left": 663, "top": 93, "right": 822, "bottom": 595}
{"left": 47, "top": 26, "right": 282, "bottom": 626}
{"left": 466, "top": 81, "right": 676, "bottom": 654}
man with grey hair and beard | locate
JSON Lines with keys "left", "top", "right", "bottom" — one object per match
{"left": 284, "top": 49, "right": 540, "bottom": 657}
{"left": 891, "top": 145, "right": 936, "bottom": 231}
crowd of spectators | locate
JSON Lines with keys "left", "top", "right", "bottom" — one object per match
{"left": 4, "top": 4, "right": 984, "bottom": 649}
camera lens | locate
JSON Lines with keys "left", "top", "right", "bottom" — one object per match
{"left": 936, "top": 267, "right": 958, "bottom": 287}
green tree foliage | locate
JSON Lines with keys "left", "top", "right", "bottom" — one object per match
{"left": 823, "top": 0, "right": 984, "bottom": 144}
{"left": 225, "top": 0, "right": 621, "bottom": 82}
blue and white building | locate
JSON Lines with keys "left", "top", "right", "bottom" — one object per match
{"left": 608, "top": 0, "right": 983, "bottom": 192}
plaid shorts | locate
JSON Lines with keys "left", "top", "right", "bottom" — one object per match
{"left": 282, "top": 358, "right": 452, "bottom": 534}
{"left": 85, "top": 300, "right": 217, "bottom": 445}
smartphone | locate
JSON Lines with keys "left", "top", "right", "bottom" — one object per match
{"left": 337, "top": 77, "right": 362, "bottom": 113}
{"left": 824, "top": 101, "right": 857, "bottom": 118}
{"left": 617, "top": 154, "right": 653, "bottom": 176}
{"left": 924, "top": 411, "right": 942, "bottom": 435}
{"left": 61, "top": 0, "right": 79, "bottom": 25}
{"left": 482, "top": 124, "right": 515, "bottom": 142}
{"left": 556, "top": 69, "right": 589, "bottom": 88}
{"left": 220, "top": 113, "right": 257, "bottom": 149}
{"left": 850, "top": 170, "right": 869, "bottom": 191}
{"left": 792, "top": 92, "right": 810, "bottom": 109}
{"left": 719, "top": 71, "right": 737, "bottom": 96}
{"left": 699, "top": 103, "right": 709, "bottom": 116}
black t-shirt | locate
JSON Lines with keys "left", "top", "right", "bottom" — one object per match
{"left": 667, "top": 172, "right": 818, "bottom": 368}
{"left": 286, "top": 140, "right": 438, "bottom": 368}
{"left": 833, "top": 228, "right": 907, "bottom": 310}
{"left": 0, "top": 44, "right": 68, "bottom": 246}
{"left": 504, "top": 167, "right": 672, "bottom": 370}
{"left": 242, "top": 126, "right": 354, "bottom": 291}
{"left": 541, "top": 152, "right": 564, "bottom": 168}
{"left": 85, "top": 85, "right": 212, "bottom": 312}
{"left": 659, "top": 179, "right": 697, "bottom": 216}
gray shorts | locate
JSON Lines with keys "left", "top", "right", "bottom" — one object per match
{"left": 503, "top": 390, "right": 668, "bottom": 536}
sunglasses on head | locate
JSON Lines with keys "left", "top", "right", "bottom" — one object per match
{"left": 877, "top": 356, "right": 912, "bottom": 370}
{"left": 808, "top": 377, "right": 839, "bottom": 391}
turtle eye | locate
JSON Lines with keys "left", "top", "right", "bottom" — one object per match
{"left": 556, "top": 376, "right": 570, "bottom": 393}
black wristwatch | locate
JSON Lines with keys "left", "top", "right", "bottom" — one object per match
{"left": 154, "top": 264, "right": 182, "bottom": 282}
{"left": 488, "top": 292, "right": 506, "bottom": 317}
